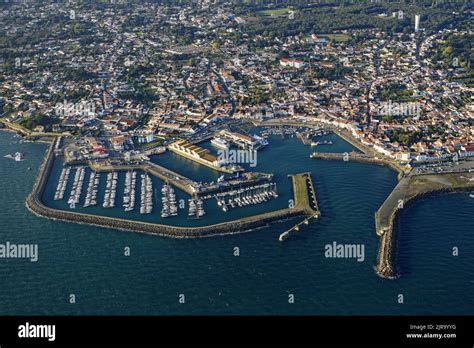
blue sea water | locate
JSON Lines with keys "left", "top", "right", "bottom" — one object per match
{"left": 0, "top": 130, "right": 472, "bottom": 315}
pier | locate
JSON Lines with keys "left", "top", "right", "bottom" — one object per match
{"left": 279, "top": 173, "right": 320, "bottom": 241}
{"left": 310, "top": 151, "right": 408, "bottom": 179}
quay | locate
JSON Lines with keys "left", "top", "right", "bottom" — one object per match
{"left": 279, "top": 173, "right": 320, "bottom": 241}
{"left": 26, "top": 139, "right": 310, "bottom": 238}
{"left": 88, "top": 161, "right": 198, "bottom": 196}
{"left": 310, "top": 151, "right": 407, "bottom": 179}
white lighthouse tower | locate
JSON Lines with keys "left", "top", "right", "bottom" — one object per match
{"left": 415, "top": 15, "right": 420, "bottom": 32}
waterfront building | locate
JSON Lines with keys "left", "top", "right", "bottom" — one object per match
{"left": 169, "top": 140, "right": 224, "bottom": 168}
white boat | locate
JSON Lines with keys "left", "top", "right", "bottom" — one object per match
{"left": 4, "top": 152, "right": 25, "bottom": 161}
{"left": 211, "top": 137, "right": 230, "bottom": 150}
{"left": 279, "top": 231, "right": 290, "bottom": 242}
{"left": 14, "top": 152, "right": 24, "bottom": 161}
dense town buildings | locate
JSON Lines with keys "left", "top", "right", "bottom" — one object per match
{"left": 0, "top": 1, "right": 472, "bottom": 165}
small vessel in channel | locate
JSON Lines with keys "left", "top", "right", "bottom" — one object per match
{"left": 4, "top": 152, "right": 25, "bottom": 161}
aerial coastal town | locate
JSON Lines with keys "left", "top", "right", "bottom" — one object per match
{"left": 1, "top": 0, "right": 472, "bottom": 165}
{"left": 2, "top": 1, "right": 474, "bottom": 339}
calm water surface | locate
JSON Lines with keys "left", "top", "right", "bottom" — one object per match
{"left": 0, "top": 130, "right": 472, "bottom": 315}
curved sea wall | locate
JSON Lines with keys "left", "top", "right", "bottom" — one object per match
{"left": 375, "top": 186, "right": 473, "bottom": 278}
{"left": 26, "top": 142, "right": 306, "bottom": 238}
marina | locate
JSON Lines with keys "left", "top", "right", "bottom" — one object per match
{"left": 3, "top": 0, "right": 474, "bottom": 320}
{"left": 210, "top": 137, "right": 230, "bottom": 150}
{"left": 260, "top": 126, "right": 300, "bottom": 137}
{"left": 49, "top": 160, "right": 279, "bottom": 223}
{"left": 278, "top": 173, "right": 320, "bottom": 242}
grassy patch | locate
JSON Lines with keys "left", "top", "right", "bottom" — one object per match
{"left": 318, "top": 33, "right": 351, "bottom": 42}
{"left": 143, "top": 139, "right": 164, "bottom": 149}
{"left": 291, "top": 174, "right": 310, "bottom": 210}
{"left": 258, "top": 8, "right": 290, "bottom": 16}
{"left": 447, "top": 174, "right": 461, "bottom": 188}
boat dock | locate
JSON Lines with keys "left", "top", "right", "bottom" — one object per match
{"left": 279, "top": 173, "right": 320, "bottom": 241}
{"left": 144, "top": 162, "right": 197, "bottom": 195}
{"left": 214, "top": 182, "right": 278, "bottom": 213}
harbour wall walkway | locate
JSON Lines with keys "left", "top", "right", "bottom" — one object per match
{"left": 278, "top": 173, "right": 321, "bottom": 242}
{"left": 26, "top": 140, "right": 308, "bottom": 238}
{"left": 374, "top": 174, "right": 474, "bottom": 278}
{"left": 88, "top": 161, "right": 198, "bottom": 196}
{"left": 310, "top": 152, "right": 406, "bottom": 179}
